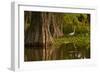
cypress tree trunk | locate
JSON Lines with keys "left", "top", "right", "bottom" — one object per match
{"left": 41, "top": 12, "right": 54, "bottom": 60}
{"left": 25, "top": 12, "right": 64, "bottom": 61}
{"left": 25, "top": 12, "right": 44, "bottom": 61}
{"left": 50, "top": 13, "right": 64, "bottom": 38}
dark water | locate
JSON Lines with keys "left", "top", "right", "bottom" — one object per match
{"left": 24, "top": 43, "right": 90, "bottom": 61}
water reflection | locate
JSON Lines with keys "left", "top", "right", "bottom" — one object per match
{"left": 24, "top": 42, "right": 90, "bottom": 61}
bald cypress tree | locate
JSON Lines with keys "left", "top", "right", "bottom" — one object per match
{"left": 24, "top": 12, "right": 64, "bottom": 61}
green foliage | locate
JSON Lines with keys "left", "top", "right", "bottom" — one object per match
{"left": 53, "top": 34, "right": 90, "bottom": 59}
{"left": 54, "top": 13, "right": 90, "bottom": 59}
{"left": 54, "top": 34, "right": 90, "bottom": 48}
{"left": 51, "top": 13, "right": 90, "bottom": 59}
{"left": 62, "top": 13, "right": 90, "bottom": 35}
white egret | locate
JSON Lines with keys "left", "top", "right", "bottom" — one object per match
{"left": 68, "top": 26, "right": 75, "bottom": 36}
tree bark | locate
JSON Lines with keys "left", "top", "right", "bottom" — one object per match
{"left": 25, "top": 12, "right": 64, "bottom": 61}
{"left": 50, "top": 13, "right": 64, "bottom": 38}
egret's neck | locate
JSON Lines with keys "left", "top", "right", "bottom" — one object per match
{"left": 73, "top": 26, "right": 75, "bottom": 32}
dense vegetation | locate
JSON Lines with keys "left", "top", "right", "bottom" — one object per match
{"left": 24, "top": 11, "right": 90, "bottom": 61}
